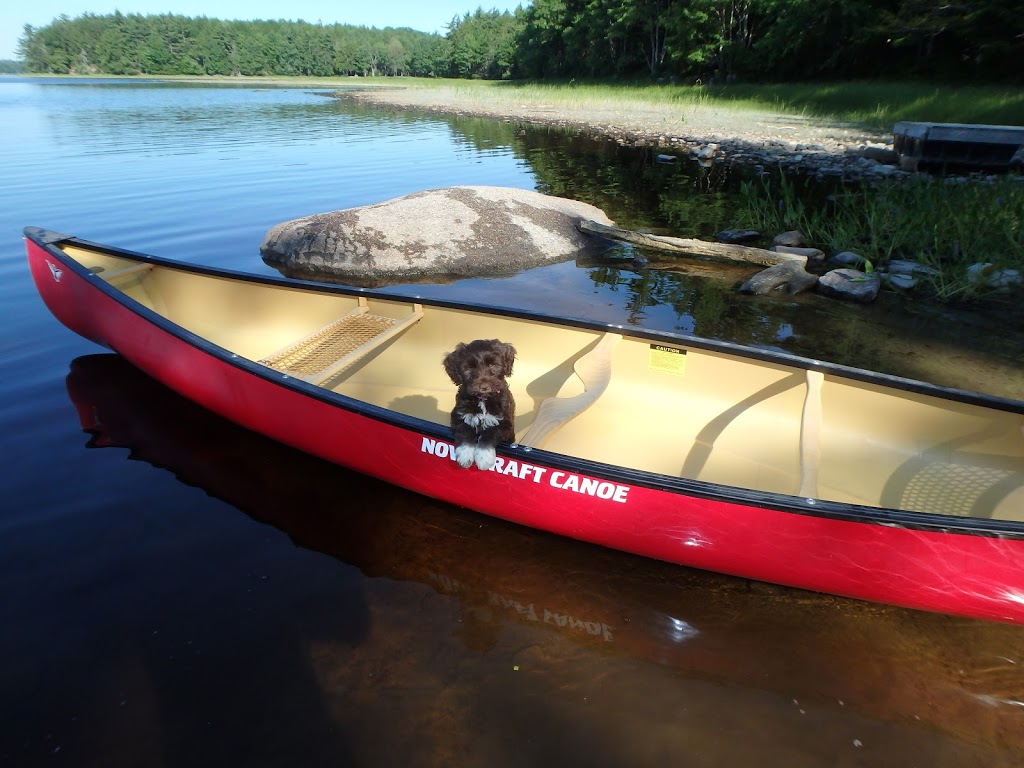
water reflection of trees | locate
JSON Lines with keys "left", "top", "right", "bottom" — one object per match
{"left": 588, "top": 266, "right": 792, "bottom": 347}
{"left": 445, "top": 117, "right": 746, "bottom": 236}
{"left": 446, "top": 116, "right": 802, "bottom": 348}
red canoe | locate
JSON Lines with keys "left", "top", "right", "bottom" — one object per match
{"left": 25, "top": 226, "right": 1024, "bottom": 623}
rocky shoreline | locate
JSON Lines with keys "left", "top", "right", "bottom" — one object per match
{"left": 337, "top": 85, "right": 905, "bottom": 182}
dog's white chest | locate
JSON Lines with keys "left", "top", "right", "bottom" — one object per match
{"left": 461, "top": 401, "right": 500, "bottom": 431}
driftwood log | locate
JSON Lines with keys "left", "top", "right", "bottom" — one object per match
{"left": 578, "top": 220, "right": 807, "bottom": 267}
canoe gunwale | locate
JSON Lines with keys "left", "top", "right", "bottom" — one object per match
{"left": 25, "top": 226, "right": 1024, "bottom": 543}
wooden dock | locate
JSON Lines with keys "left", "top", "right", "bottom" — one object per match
{"left": 893, "top": 122, "right": 1024, "bottom": 171}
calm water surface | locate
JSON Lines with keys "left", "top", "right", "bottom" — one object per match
{"left": 2, "top": 78, "right": 1023, "bottom": 767}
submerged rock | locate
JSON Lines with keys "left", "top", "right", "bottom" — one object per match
{"left": 773, "top": 230, "right": 806, "bottom": 247}
{"left": 882, "top": 273, "right": 917, "bottom": 290}
{"left": 966, "top": 263, "right": 1022, "bottom": 290}
{"left": 739, "top": 261, "right": 819, "bottom": 296}
{"left": 886, "top": 259, "right": 938, "bottom": 277}
{"left": 772, "top": 245, "right": 825, "bottom": 265}
{"left": 260, "top": 186, "right": 614, "bottom": 285}
{"left": 816, "top": 268, "right": 881, "bottom": 303}
{"left": 716, "top": 228, "right": 761, "bottom": 244}
{"left": 829, "top": 251, "right": 866, "bottom": 268}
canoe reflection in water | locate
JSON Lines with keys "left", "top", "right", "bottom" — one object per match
{"left": 66, "top": 353, "right": 1024, "bottom": 761}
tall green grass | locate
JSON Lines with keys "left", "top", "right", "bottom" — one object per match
{"left": 697, "top": 81, "right": 1024, "bottom": 130}
{"left": 360, "top": 78, "right": 1024, "bottom": 129}
{"left": 739, "top": 173, "right": 1024, "bottom": 303}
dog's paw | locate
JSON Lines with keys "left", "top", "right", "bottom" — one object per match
{"left": 474, "top": 445, "right": 496, "bottom": 470}
{"left": 454, "top": 443, "right": 476, "bottom": 468}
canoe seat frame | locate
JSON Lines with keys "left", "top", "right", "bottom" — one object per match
{"left": 258, "top": 297, "right": 424, "bottom": 386}
{"left": 519, "top": 332, "right": 622, "bottom": 449}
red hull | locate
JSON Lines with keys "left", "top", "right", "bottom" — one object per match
{"left": 26, "top": 231, "right": 1024, "bottom": 624}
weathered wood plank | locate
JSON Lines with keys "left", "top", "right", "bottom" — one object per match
{"left": 893, "top": 121, "right": 1024, "bottom": 170}
{"left": 578, "top": 220, "right": 806, "bottom": 267}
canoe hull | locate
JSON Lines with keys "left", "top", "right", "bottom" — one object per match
{"left": 25, "top": 230, "right": 1024, "bottom": 624}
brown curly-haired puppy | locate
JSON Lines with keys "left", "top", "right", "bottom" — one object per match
{"left": 442, "top": 339, "right": 516, "bottom": 470}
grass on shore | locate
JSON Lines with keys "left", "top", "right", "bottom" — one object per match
{"left": 341, "top": 77, "right": 1024, "bottom": 131}
{"left": 739, "top": 173, "right": 1024, "bottom": 303}
{"left": 697, "top": 81, "right": 1024, "bottom": 131}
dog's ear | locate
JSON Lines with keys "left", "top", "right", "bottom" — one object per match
{"left": 496, "top": 341, "right": 516, "bottom": 377}
{"left": 442, "top": 344, "right": 467, "bottom": 384}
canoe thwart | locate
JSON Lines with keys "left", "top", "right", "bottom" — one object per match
{"left": 519, "top": 332, "right": 622, "bottom": 448}
{"left": 259, "top": 299, "right": 424, "bottom": 385}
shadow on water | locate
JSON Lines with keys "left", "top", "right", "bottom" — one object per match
{"left": 31, "top": 352, "right": 1024, "bottom": 766}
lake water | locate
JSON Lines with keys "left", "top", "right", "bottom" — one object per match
{"left": 2, "top": 78, "right": 1024, "bottom": 767}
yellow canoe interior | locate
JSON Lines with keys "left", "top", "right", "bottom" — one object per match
{"left": 70, "top": 244, "right": 1024, "bottom": 522}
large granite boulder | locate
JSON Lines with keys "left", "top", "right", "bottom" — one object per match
{"left": 260, "top": 186, "right": 615, "bottom": 285}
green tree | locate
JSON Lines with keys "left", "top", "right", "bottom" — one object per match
{"left": 17, "top": 24, "right": 51, "bottom": 72}
{"left": 384, "top": 36, "right": 406, "bottom": 75}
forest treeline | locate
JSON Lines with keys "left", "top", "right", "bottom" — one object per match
{"left": 16, "top": 1, "right": 1024, "bottom": 83}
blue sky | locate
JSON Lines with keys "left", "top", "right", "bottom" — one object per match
{"left": 1, "top": 1, "right": 527, "bottom": 60}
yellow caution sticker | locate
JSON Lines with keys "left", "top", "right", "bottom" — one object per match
{"left": 648, "top": 344, "right": 687, "bottom": 374}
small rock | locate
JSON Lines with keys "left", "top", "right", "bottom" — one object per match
{"left": 656, "top": 154, "right": 676, "bottom": 164}
{"left": 739, "top": 261, "right": 819, "bottom": 296}
{"left": 694, "top": 143, "right": 718, "bottom": 162}
{"left": 830, "top": 251, "right": 865, "bottom": 268}
{"left": 966, "top": 263, "right": 1022, "bottom": 289}
{"left": 871, "top": 163, "right": 902, "bottom": 176}
{"left": 899, "top": 155, "right": 920, "bottom": 172}
{"left": 885, "top": 273, "right": 917, "bottom": 290}
{"left": 859, "top": 145, "right": 899, "bottom": 164}
{"left": 773, "top": 230, "right": 805, "bottom": 247}
{"left": 886, "top": 259, "right": 939, "bottom": 277}
{"left": 772, "top": 245, "right": 824, "bottom": 264}
{"left": 816, "top": 269, "right": 881, "bottom": 303}
{"left": 716, "top": 228, "right": 761, "bottom": 244}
